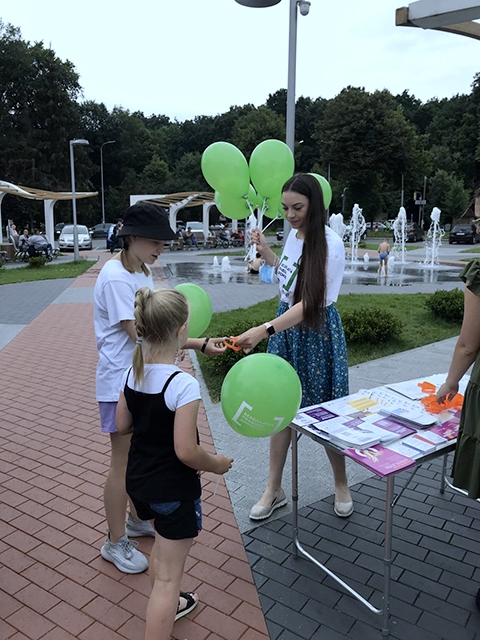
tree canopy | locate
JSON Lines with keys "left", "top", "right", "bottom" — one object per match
{"left": 0, "top": 20, "right": 478, "bottom": 227}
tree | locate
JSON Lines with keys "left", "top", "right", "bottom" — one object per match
{"left": 316, "top": 87, "right": 420, "bottom": 217}
{"left": 0, "top": 20, "right": 84, "bottom": 190}
{"left": 232, "top": 106, "right": 285, "bottom": 157}
{"left": 427, "top": 169, "right": 471, "bottom": 223}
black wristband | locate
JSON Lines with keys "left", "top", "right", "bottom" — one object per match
{"left": 201, "top": 337, "right": 210, "bottom": 353}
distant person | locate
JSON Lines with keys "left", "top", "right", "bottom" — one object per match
{"left": 18, "top": 229, "right": 29, "bottom": 252}
{"left": 109, "top": 219, "right": 124, "bottom": 254}
{"left": 28, "top": 229, "right": 51, "bottom": 259}
{"left": 247, "top": 252, "right": 263, "bottom": 275}
{"left": 184, "top": 227, "right": 198, "bottom": 250}
{"left": 377, "top": 238, "right": 390, "bottom": 277}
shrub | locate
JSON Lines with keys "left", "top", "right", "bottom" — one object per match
{"left": 28, "top": 256, "right": 47, "bottom": 268}
{"left": 342, "top": 307, "right": 403, "bottom": 344}
{"left": 426, "top": 288, "right": 464, "bottom": 323}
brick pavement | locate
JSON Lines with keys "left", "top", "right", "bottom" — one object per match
{"left": 1, "top": 254, "right": 480, "bottom": 639}
{"left": 0, "top": 256, "right": 269, "bottom": 640}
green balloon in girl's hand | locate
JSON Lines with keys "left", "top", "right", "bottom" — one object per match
{"left": 201, "top": 142, "right": 250, "bottom": 198}
{"left": 308, "top": 173, "right": 332, "bottom": 209}
{"left": 221, "top": 353, "right": 302, "bottom": 438}
{"left": 214, "top": 191, "right": 250, "bottom": 220}
{"left": 263, "top": 194, "right": 282, "bottom": 219}
{"left": 249, "top": 139, "right": 294, "bottom": 199}
{"left": 173, "top": 283, "right": 213, "bottom": 339}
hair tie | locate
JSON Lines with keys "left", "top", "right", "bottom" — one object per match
{"left": 135, "top": 336, "right": 143, "bottom": 345}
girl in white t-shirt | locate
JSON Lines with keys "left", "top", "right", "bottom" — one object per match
{"left": 236, "top": 174, "right": 352, "bottom": 521}
{"left": 94, "top": 202, "right": 226, "bottom": 575}
{"left": 116, "top": 287, "right": 233, "bottom": 640}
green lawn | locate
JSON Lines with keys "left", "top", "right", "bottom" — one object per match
{"left": 197, "top": 292, "right": 462, "bottom": 402}
{"left": 0, "top": 260, "right": 96, "bottom": 285}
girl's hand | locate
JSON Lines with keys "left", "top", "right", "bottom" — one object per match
{"left": 204, "top": 338, "right": 227, "bottom": 357}
{"left": 214, "top": 455, "right": 234, "bottom": 474}
{"left": 436, "top": 381, "right": 459, "bottom": 404}
{"left": 250, "top": 228, "right": 268, "bottom": 253}
{"left": 235, "top": 326, "right": 268, "bottom": 354}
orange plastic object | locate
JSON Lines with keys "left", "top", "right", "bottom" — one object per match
{"left": 223, "top": 336, "right": 242, "bottom": 352}
{"left": 421, "top": 393, "right": 463, "bottom": 414}
{"left": 418, "top": 381, "right": 436, "bottom": 393}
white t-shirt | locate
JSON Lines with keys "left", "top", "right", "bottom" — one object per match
{"left": 121, "top": 364, "right": 201, "bottom": 411}
{"left": 94, "top": 259, "right": 153, "bottom": 402}
{"left": 277, "top": 226, "right": 345, "bottom": 307}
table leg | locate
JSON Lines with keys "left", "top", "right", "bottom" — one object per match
{"left": 440, "top": 453, "right": 448, "bottom": 495}
{"left": 382, "top": 475, "right": 395, "bottom": 636}
{"left": 291, "top": 428, "right": 299, "bottom": 558}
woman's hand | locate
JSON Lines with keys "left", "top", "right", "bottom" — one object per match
{"left": 250, "top": 228, "right": 268, "bottom": 253}
{"left": 235, "top": 326, "right": 268, "bottom": 354}
{"left": 203, "top": 337, "right": 227, "bottom": 357}
{"left": 436, "top": 381, "right": 459, "bottom": 405}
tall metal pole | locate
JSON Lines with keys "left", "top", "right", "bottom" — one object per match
{"left": 69, "top": 139, "right": 89, "bottom": 262}
{"left": 100, "top": 140, "right": 115, "bottom": 226}
{"left": 69, "top": 142, "right": 79, "bottom": 262}
{"left": 283, "top": 0, "right": 298, "bottom": 240}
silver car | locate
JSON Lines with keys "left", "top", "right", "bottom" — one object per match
{"left": 58, "top": 224, "right": 93, "bottom": 251}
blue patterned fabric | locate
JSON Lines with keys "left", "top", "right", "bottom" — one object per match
{"left": 267, "top": 301, "right": 349, "bottom": 408}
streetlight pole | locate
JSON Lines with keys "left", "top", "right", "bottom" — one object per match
{"left": 235, "top": 0, "right": 311, "bottom": 240}
{"left": 69, "top": 138, "right": 89, "bottom": 262}
{"left": 100, "top": 140, "right": 115, "bottom": 226}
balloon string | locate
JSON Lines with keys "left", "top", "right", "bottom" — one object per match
{"left": 261, "top": 215, "right": 280, "bottom": 233}
{"left": 213, "top": 475, "right": 220, "bottom": 497}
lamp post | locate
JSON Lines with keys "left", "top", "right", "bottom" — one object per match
{"left": 100, "top": 140, "right": 116, "bottom": 226}
{"left": 69, "top": 138, "right": 89, "bottom": 262}
{"left": 235, "top": 0, "right": 311, "bottom": 239}
{"left": 342, "top": 187, "right": 348, "bottom": 215}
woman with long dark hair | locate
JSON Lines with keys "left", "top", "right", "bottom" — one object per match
{"left": 236, "top": 174, "right": 352, "bottom": 520}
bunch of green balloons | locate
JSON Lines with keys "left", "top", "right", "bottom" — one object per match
{"left": 221, "top": 353, "right": 302, "bottom": 438}
{"left": 201, "top": 139, "right": 295, "bottom": 221}
{"left": 201, "top": 140, "right": 333, "bottom": 221}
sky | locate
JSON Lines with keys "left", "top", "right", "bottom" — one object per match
{"left": 3, "top": 1, "right": 480, "bottom": 122}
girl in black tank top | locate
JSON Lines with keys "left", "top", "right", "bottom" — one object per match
{"left": 116, "top": 287, "right": 234, "bottom": 640}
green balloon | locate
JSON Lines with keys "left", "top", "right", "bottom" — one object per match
{"left": 214, "top": 191, "right": 250, "bottom": 220}
{"left": 263, "top": 194, "right": 282, "bottom": 219}
{"left": 308, "top": 173, "right": 332, "bottom": 209}
{"left": 247, "top": 184, "right": 261, "bottom": 210}
{"left": 173, "top": 283, "right": 213, "bottom": 339}
{"left": 201, "top": 142, "right": 250, "bottom": 198}
{"left": 221, "top": 353, "right": 302, "bottom": 438}
{"left": 249, "top": 140, "right": 295, "bottom": 198}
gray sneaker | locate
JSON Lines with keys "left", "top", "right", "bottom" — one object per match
{"left": 126, "top": 515, "right": 156, "bottom": 538}
{"left": 100, "top": 534, "right": 149, "bottom": 574}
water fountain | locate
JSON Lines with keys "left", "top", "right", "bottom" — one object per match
{"left": 424, "top": 207, "right": 444, "bottom": 267}
{"left": 221, "top": 256, "right": 231, "bottom": 271}
{"left": 346, "top": 204, "right": 367, "bottom": 267}
{"left": 329, "top": 213, "right": 346, "bottom": 239}
{"left": 212, "top": 256, "right": 219, "bottom": 268}
{"left": 392, "top": 207, "right": 407, "bottom": 264}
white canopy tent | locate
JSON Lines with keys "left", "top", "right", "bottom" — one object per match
{"left": 396, "top": 0, "right": 480, "bottom": 40}
{"left": 0, "top": 181, "right": 98, "bottom": 246}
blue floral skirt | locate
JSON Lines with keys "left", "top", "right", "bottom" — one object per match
{"left": 267, "top": 302, "right": 349, "bottom": 408}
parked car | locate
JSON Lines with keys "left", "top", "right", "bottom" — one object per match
{"left": 90, "top": 222, "right": 116, "bottom": 238}
{"left": 58, "top": 224, "right": 92, "bottom": 251}
{"left": 448, "top": 224, "right": 480, "bottom": 245}
{"left": 54, "top": 222, "right": 66, "bottom": 239}
{"left": 276, "top": 230, "right": 284, "bottom": 241}
{"left": 392, "top": 221, "right": 423, "bottom": 242}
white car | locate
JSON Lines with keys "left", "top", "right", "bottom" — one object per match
{"left": 58, "top": 224, "right": 93, "bottom": 251}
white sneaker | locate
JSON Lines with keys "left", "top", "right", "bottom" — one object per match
{"left": 100, "top": 534, "right": 149, "bottom": 574}
{"left": 126, "top": 514, "right": 156, "bottom": 538}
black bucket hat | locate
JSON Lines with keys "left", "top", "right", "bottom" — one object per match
{"left": 117, "top": 202, "right": 177, "bottom": 241}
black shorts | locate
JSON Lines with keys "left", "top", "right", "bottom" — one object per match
{"left": 130, "top": 497, "right": 202, "bottom": 540}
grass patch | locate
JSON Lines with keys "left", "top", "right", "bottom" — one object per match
{"left": 460, "top": 247, "right": 480, "bottom": 254}
{"left": 197, "top": 292, "right": 461, "bottom": 402}
{"left": 0, "top": 260, "right": 95, "bottom": 285}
